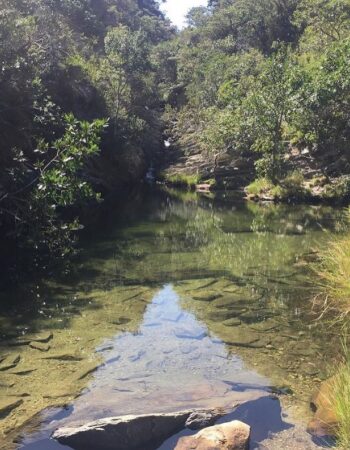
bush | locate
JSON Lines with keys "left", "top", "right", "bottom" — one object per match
{"left": 246, "top": 172, "right": 310, "bottom": 201}
{"left": 272, "top": 170, "right": 311, "bottom": 200}
{"left": 163, "top": 172, "right": 201, "bottom": 189}
{"left": 315, "top": 232, "right": 350, "bottom": 314}
{"left": 323, "top": 176, "right": 350, "bottom": 202}
{"left": 246, "top": 177, "right": 274, "bottom": 196}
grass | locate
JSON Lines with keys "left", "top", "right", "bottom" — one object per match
{"left": 162, "top": 172, "right": 201, "bottom": 189}
{"left": 315, "top": 233, "right": 350, "bottom": 316}
{"left": 246, "top": 172, "right": 311, "bottom": 201}
{"left": 333, "top": 344, "right": 350, "bottom": 449}
{"left": 314, "top": 228, "right": 350, "bottom": 447}
{"left": 246, "top": 177, "right": 274, "bottom": 196}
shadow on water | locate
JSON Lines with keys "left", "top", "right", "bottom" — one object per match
{"left": 157, "top": 396, "right": 291, "bottom": 450}
{"left": 159, "top": 396, "right": 335, "bottom": 450}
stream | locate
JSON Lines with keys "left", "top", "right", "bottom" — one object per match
{"left": 0, "top": 188, "right": 348, "bottom": 449}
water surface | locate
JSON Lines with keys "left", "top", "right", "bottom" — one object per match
{"left": 0, "top": 189, "right": 347, "bottom": 449}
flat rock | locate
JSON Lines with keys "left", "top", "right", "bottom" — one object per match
{"left": 0, "top": 354, "right": 20, "bottom": 371}
{"left": 223, "top": 318, "right": 242, "bottom": 327}
{"left": 0, "top": 399, "right": 23, "bottom": 418}
{"left": 53, "top": 410, "right": 197, "bottom": 450}
{"left": 42, "top": 353, "right": 84, "bottom": 361}
{"left": 223, "top": 335, "right": 262, "bottom": 348}
{"left": 112, "top": 317, "right": 131, "bottom": 326}
{"left": 175, "top": 420, "right": 250, "bottom": 450}
{"left": 29, "top": 341, "right": 50, "bottom": 352}
{"left": 249, "top": 321, "right": 280, "bottom": 332}
{"left": 175, "top": 326, "right": 207, "bottom": 340}
{"left": 192, "top": 293, "right": 222, "bottom": 302}
{"left": 209, "top": 310, "right": 243, "bottom": 322}
{"left": 10, "top": 331, "right": 53, "bottom": 346}
{"left": 32, "top": 331, "right": 53, "bottom": 343}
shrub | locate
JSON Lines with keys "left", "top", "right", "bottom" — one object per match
{"left": 323, "top": 176, "right": 350, "bottom": 202}
{"left": 246, "top": 177, "right": 274, "bottom": 196}
{"left": 272, "top": 170, "right": 311, "bottom": 200}
{"left": 163, "top": 172, "right": 201, "bottom": 189}
{"left": 315, "top": 233, "right": 350, "bottom": 315}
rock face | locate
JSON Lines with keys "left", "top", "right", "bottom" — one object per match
{"left": 53, "top": 410, "right": 220, "bottom": 450}
{"left": 175, "top": 420, "right": 250, "bottom": 450}
{"left": 307, "top": 377, "right": 338, "bottom": 437}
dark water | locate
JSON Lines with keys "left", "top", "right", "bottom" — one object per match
{"left": 0, "top": 188, "right": 347, "bottom": 449}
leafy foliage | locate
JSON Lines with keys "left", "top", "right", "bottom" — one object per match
{"left": 0, "top": 0, "right": 173, "bottom": 276}
{"left": 163, "top": 0, "right": 350, "bottom": 189}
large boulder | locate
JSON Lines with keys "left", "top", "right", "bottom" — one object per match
{"left": 52, "top": 409, "right": 224, "bottom": 450}
{"left": 174, "top": 420, "right": 250, "bottom": 450}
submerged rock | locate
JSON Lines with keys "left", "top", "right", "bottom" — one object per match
{"left": 112, "top": 317, "right": 132, "bottom": 326}
{"left": 29, "top": 342, "right": 50, "bottom": 352}
{"left": 223, "top": 318, "right": 242, "bottom": 327}
{"left": 0, "top": 399, "right": 23, "bottom": 418}
{"left": 10, "top": 331, "right": 53, "bottom": 346}
{"left": 223, "top": 335, "right": 263, "bottom": 349}
{"left": 192, "top": 293, "right": 222, "bottom": 302}
{"left": 42, "top": 353, "right": 84, "bottom": 361}
{"left": 76, "top": 363, "right": 102, "bottom": 380}
{"left": 175, "top": 326, "right": 207, "bottom": 340}
{"left": 32, "top": 332, "right": 53, "bottom": 343}
{"left": 175, "top": 420, "right": 250, "bottom": 450}
{"left": 0, "top": 354, "right": 20, "bottom": 371}
{"left": 53, "top": 410, "right": 199, "bottom": 450}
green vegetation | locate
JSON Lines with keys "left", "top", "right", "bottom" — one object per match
{"left": 315, "top": 220, "right": 350, "bottom": 447}
{"left": 247, "top": 171, "right": 311, "bottom": 201}
{"left": 246, "top": 178, "right": 275, "bottom": 197}
{"left": 0, "top": 0, "right": 174, "bottom": 276}
{"left": 3, "top": 0, "right": 350, "bottom": 275}
{"left": 316, "top": 232, "right": 350, "bottom": 315}
{"left": 161, "top": 0, "right": 350, "bottom": 199}
{"left": 323, "top": 176, "right": 350, "bottom": 202}
{"left": 333, "top": 345, "right": 350, "bottom": 449}
{"left": 162, "top": 172, "right": 201, "bottom": 189}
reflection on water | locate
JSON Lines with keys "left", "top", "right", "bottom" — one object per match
{"left": 0, "top": 188, "right": 349, "bottom": 449}
{"left": 63, "top": 285, "right": 269, "bottom": 425}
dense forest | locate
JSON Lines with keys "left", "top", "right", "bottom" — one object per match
{"left": 1, "top": 0, "right": 350, "bottom": 271}
{"left": 0, "top": 0, "right": 174, "bottom": 275}
{"left": 162, "top": 0, "right": 350, "bottom": 199}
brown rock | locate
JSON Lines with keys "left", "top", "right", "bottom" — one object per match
{"left": 175, "top": 420, "right": 250, "bottom": 450}
{"left": 307, "top": 377, "right": 338, "bottom": 437}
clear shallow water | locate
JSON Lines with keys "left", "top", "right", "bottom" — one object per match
{"left": 0, "top": 188, "right": 348, "bottom": 449}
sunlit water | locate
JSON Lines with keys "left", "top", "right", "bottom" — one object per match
{"left": 0, "top": 188, "right": 348, "bottom": 449}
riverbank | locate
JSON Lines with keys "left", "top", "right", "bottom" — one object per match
{"left": 159, "top": 142, "right": 350, "bottom": 206}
